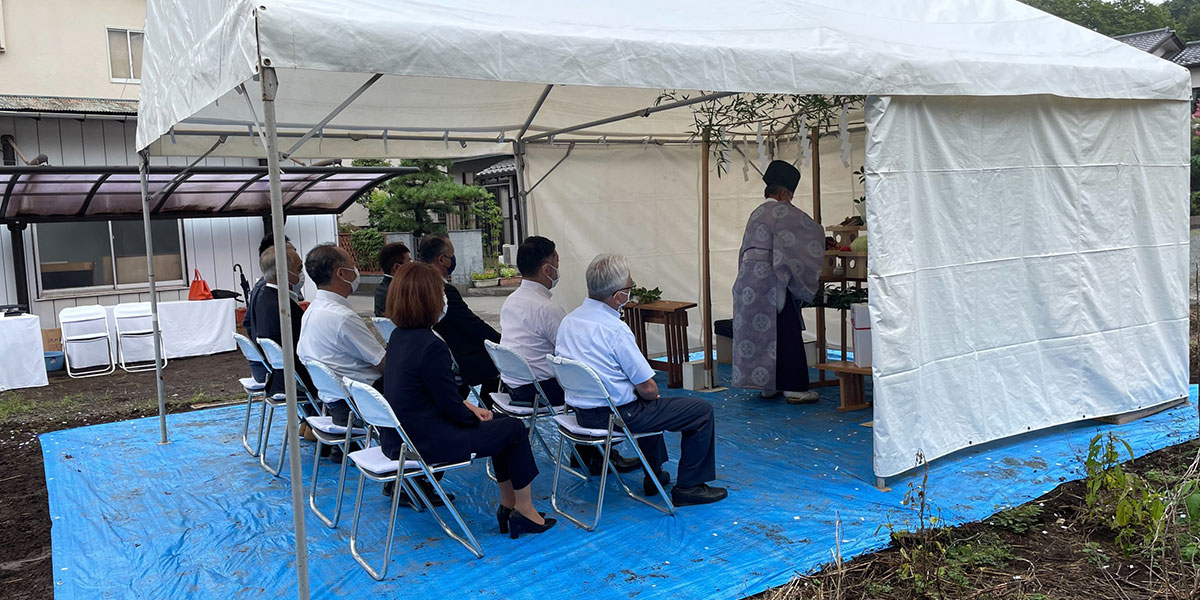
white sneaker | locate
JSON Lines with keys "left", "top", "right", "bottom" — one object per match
{"left": 784, "top": 390, "right": 820, "bottom": 404}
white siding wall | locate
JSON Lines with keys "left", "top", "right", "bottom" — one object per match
{"left": 0, "top": 115, "right": 338, "bottom": 325}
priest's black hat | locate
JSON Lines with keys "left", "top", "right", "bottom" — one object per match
{"left": 762, "top": 160, "right": 801, "bottom": 193}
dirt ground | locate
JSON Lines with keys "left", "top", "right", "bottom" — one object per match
{"left": 0, "top": 351, "right": 247, "bottom": 600}
{"left": 753, "top": 437, "right": 1200, "bottom": 600}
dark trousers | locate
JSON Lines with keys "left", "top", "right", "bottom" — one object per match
{"left": 422, "top": 416, "right": 538, "bottom": 490}
{"left": 776, "top": 290, "right": 810, "bottom": 393}
{"left": 576, "top": 396, "right": 717, "bottom": 489}
{"left": 509, "top": 379, "right": 607, "bottom": 465}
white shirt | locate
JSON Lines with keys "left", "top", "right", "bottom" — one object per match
{"left": 297, "top": 289, "right": 385, "bottom": 402}
{"left": 555, "top": 298, "right": 655, "bottom": 409}
{"left": 499, "top": 279, "right": 566, "bottom": 386}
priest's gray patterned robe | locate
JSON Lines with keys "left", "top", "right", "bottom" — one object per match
{"left": 731, "top": 200, "right": 825, "bottom": 389}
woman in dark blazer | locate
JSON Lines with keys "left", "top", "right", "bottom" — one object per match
{"left": 381, "top": 262, "right": 555, "bottom": 538}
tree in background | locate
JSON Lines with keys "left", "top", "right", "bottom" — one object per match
{"left": 1020, "top": 0, "right": 1173, "bottom": 36}
{"left": 1163, "top": 0, "right": 1200, "bottom": 40}
{"left": 357, "top": 159, "right": 495, "bottom": 239}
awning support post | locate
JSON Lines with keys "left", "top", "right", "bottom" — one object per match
{"left": 261, "top": 66, "right": 312, "bottom": 600}
{"left": 137, "top": 150, "right": 169, "bottom": 445}
{"left": 700, "top": 139, "right": 715, "bottom": 389}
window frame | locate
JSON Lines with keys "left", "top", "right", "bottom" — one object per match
{"left": 105, "top": 27, "right": 142, "bottom": 84}
{"left": 32, "top": 219, "right": 188, "bottom": 299}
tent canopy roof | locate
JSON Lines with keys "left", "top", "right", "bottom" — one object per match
{"left": 137, "top": 0, "right": 1190, "bottom": 156}
{"left": 0, "top": 166, "right": 412, "bottom": 224}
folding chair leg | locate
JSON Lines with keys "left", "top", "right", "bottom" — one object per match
{"left": 405, "top": 468, "right": 483, "bottom": 558}
{"left": 349, "top": 472, "right": 404, "bottom": 581}
{"left": 551, "top": 435, "right": 612, "bottom": 532}
{"left": 608, "top": 433, "right": 675, "bottom": 515}
{"left": 258, "top": 404, "right": 289, "bottom": 477}
{"left": 310, "top": 430, "right": 356, "bottom": 528}
{"left": 241, "top": 391, "right": 264, "bottom": 457}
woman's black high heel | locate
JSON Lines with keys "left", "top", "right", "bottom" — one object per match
{"left": 497, "top": 505, "right": 546, "bottom": 534}
{"left": 508, "top": 511, "right": 557, "bottom": 539}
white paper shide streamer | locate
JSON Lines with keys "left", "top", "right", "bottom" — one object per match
{"left": 838, "top": 104, "right": 851, "bottom": 168}
{"left": 756, "top": 123, "right": 767, "bottom": 172}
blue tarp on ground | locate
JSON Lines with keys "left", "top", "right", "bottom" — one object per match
{"left": 42, "top": 366, "right": 1197, "bottom": 599}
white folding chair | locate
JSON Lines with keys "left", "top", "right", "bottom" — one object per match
{"left": 59, "top": 305, "right": 115, "bottom": 378}
{"left": 369, "top": 316, "right": 396, "bottom": 343}
{"left": 232, "top": 333, "right": 269, "bottom": 457}
{"left": 112, "top": 302, "right": 167, "bottom": 373}
{"left": 344, "top": 379, "right": 482, "bottom": 579}
{"left": 547, "top": 354, "right": 675, "bottom": 531}
{"left": 302, "top": 359, "right": 370, "bottom": 528}
{"left": 483, "top": 340, "right": 586, "bottom": 479}
{"left": 256, "top": 338, "right": 319, "bottom": 477}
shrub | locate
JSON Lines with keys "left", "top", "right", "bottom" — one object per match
{"left": 350, "top": 228, "right": 384, "bottom": 272}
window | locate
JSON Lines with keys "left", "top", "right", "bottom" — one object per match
{"left": 107, "top": 28, "right": 143, "bottom": 82}
{"left": 35, "top": 220, "right": 185, "bottom": 295}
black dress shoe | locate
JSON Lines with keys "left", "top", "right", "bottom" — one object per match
{"left": 671, "top": 483, "right": 728, "bottom": 506}
{"left": 508, "top": 511, "right": 557, "bottom": 539}
{"left": 643, "top": 470, "right": 671, "bottom": 496}
{"left": 610, "top": 453, "right": 641, "bottom": 474}
{"left": 382, "top": 479, "right": 454, "bottom": 507}
{"left": 497, "top": 505, "right": 547, "bottom": 534}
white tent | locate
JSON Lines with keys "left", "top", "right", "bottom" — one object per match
{"left": 137, "top": 0, "right": 1191, "bottom": 593}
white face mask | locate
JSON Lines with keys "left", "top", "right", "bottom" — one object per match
{"left": 291, "top": 268, "right": 306, "bottom": 291}
{"left": 439, "top": 294, "right": 449, "bottom": 322}
{"left": 547, "top": 263, "right": 560, "bottom": 289}
{"left": 616, "top": 288, "right": 632, "bottom": 310}
{"left": 340, "top": 266, "right": 360, "bottom": 294}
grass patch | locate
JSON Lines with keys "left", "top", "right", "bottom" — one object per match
{"left": 0, "top": 392, "right": 85, "bottom": 421}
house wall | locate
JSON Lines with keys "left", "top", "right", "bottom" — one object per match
{"left": 0, "top": 114, "right": 338, "bottom": 326}
{"left": 0, "top": 0, "right": 146, "bottom": 100}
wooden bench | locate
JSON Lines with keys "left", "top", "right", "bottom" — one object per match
{"left": 812, "top": 361, "right": 871, "bottom": 412}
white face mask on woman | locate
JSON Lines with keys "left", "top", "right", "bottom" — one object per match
{"left": 439, "top": 294, "right": 449, "bottom": 322}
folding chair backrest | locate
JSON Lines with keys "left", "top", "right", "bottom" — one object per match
{"left": 344, "top": 378, "right": 401, "bottom": 430}
{"left": 370, "top": 317, "right": 396, "bottom": 343}
{"left": 256, "top": 337, "right": 286, "bottom": 370}
{"left": 547, "top": 354, "right": 613, "bottom": 408}
{"left": 59, "top": 305, "right": 110, "bottom": 338}
{"left": 112, "top": 302, "right": 152, "bottom": 320}
{"left": 233, "top": 332, "right": 268, "bottom": 369}
{"left": 484, "top": 340, "right": 539, "bottom": 385}
{"left": 302, "top": 358, "right": 350, "bottom": 405}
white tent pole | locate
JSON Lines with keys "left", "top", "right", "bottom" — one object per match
{"left": 281, "top": 72, "right": 384, "bottom": 159}
{"left": 138, "top": 150, "right": 169, "bottom": 445}
{"left": 517, "top": 85, "right": 554, "bottom": 139}
{"left": 261, "top": 66, "right": 312, "bottom": 600}
{"left": 521, "top": 91, "right": 737, "bottom": 143}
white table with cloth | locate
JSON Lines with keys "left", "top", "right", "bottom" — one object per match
{"left": 65, "top": 299, "right": 236, "bottom": 369}
{"left": 0, "top": 314, "right": 50, "bottom": 391}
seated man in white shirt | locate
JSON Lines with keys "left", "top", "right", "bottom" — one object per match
{"left": 556, "top": 253, "right": 727, "bottom": 507}
{"left": 498, "top": 236, "right": 639, "bottom": 475}
{"left": 296, "top": 244, "right": 386, "bottom": 427}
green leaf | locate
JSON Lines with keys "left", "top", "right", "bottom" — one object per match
{"left": 1115, "top": 498, "right": 1132, "bottom": 527}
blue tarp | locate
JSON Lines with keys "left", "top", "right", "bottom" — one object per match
{"left": 42, "top": 366, "right": 1197, "bottom": 599}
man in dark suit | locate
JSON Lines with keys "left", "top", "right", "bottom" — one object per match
{"left": 373, "top": 242, "right": 411, "bottom": 318}
{"left": 418, "top": 234, "right": 502, "bottom": 406}
{"left": 247, "top": 245, "right": 315, "bottom": 398}
{"left": 243, "top": 233, "right": 293, "bottom": 385}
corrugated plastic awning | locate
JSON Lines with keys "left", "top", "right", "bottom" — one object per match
{"left": 0, "top": 165, "right": 412, "bottom": 223}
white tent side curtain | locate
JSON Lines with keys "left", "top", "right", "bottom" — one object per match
{"left": 865, "top": 95, "right": 1190, "bottom": 479}
{"left": 136, "top": 0, "right": 1190, "bottom": 154}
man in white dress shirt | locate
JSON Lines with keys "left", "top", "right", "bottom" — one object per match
{"left": 498, "top": 236, "right": 639, "bottom": 474}
{"left": 556, "top": 253, "right": 727, "bottom": 506}
{"left": 297, "top": 244, "right": 386, "bottom": 427}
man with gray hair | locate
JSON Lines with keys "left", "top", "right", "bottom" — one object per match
{"left": 248, "top": 245, "right": 312, "bottom": 398}
{"left": 556, "top": 253, "right": 727, "bottom": 506}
